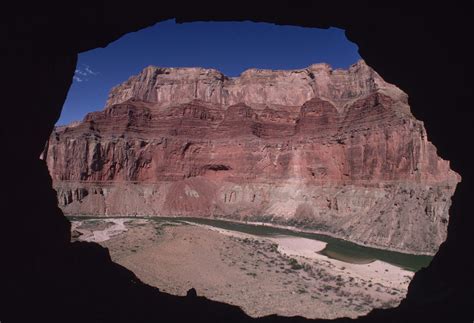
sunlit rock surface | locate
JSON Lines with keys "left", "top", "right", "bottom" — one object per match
{"left": 43, "top": 60, "right": 459, "bottom": 254}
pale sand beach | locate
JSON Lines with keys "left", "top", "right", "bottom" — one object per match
{"left": 72, "top": 218, "right": 413, "bottom": 319}
{"left": 72, "top": 218, "right": 128, "bottom": 242}
{"left": 189, "top": 222, "right": 413, "bottom": 291}
{"left": 274, "top": 236, "right": 413, "bottom": 290}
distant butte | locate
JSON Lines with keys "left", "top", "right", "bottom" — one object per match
{"left": 43, "top": 60, "right": 460, "bottom": 254}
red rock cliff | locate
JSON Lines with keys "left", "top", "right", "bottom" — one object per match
{"left": 43, "top": 60, "right": 459, "bottom": 254}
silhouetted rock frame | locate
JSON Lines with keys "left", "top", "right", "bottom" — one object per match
{"left": 1, "top": 2, "right": 473, "bottom": 323}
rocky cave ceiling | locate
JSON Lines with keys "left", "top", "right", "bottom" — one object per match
{"left": 1, "top": 2, "right": 473, "bottom": 323}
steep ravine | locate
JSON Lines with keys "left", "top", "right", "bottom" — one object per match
{"left": 43, "top": 60, "right": 460, "bottom": 254}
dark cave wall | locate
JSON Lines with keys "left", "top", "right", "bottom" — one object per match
{"left": 1, "top": 1, "right": 473, "bottom": 322}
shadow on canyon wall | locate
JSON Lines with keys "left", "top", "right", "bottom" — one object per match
{"left": 1, "top": 1, "right": 473, "bottom": 322}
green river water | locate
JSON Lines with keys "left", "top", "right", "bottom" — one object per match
{"left": 69, "top": 216, "right": 433, "bottom": 272}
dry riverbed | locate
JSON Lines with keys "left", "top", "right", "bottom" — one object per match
{"left": 71, "top": 218, "right": 413, "bottom": 319}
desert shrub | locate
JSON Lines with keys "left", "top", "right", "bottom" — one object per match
{"left": 322, "top": 285, "right": 333, "bottom": 291}
{"left": 269, "top": 243, "right": 279, "bottom": 252}
{"left": 288, "top": 258, "right": 303, "bottom": 270}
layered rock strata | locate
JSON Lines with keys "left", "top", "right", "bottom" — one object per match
{"left": 43, "top": 60, "right": 459, "bottom": 254}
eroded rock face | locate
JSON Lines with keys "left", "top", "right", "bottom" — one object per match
{"left": 106, "top": 60, "right": 406, "bottom": 111}
{"left": 44, "top": 60, "right": 459, "bottom": 254}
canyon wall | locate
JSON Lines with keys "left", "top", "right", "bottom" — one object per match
{"left": 43, "top": 60, "right": 459, "bottom": 254}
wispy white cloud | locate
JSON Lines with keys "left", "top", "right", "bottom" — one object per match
{"left": 75, "top": 69, "right": 87, "bottom": 76}
{"left": 73, "top": 64, "right": 99, "bottom": 83}
{"left": 83, "top": 64, "right": 98, "bottom": 75}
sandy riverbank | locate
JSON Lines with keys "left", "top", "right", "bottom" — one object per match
{"left": 188, "top": 221, "right": 413, "bottom": 291}
{"left": 70, "top": 215, "right": 435, "bottom": 256}
{"left": 72, "top": 218, "right": 412, "bottom": 319}
{"left": 188, "top": 217, "right": 436, "bottom": 256}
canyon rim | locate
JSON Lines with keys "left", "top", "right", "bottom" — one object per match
{"left": 42, "top": 60, "right": 460, "bottom": 254}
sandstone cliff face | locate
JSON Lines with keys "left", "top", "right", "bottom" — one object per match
{"left": 44, "top": 60, "right": 459, "bottom": 254}
{"left": 106, "top": 60, "right": 406, "bottom": 111}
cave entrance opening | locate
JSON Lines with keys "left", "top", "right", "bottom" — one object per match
{"left": 43, "top": 20, "right": 459, "bottom": 320}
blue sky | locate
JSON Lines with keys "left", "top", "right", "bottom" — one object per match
{"left": 58, "top": 20, "right": 360, "bottom": 125}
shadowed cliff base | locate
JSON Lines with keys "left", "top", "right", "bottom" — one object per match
{"left": 1, "top": 2, "right": 473, "bottom": 323}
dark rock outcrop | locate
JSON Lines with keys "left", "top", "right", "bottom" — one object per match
{"left": 2, "top": 2, "right": 473, "bottom": 323}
